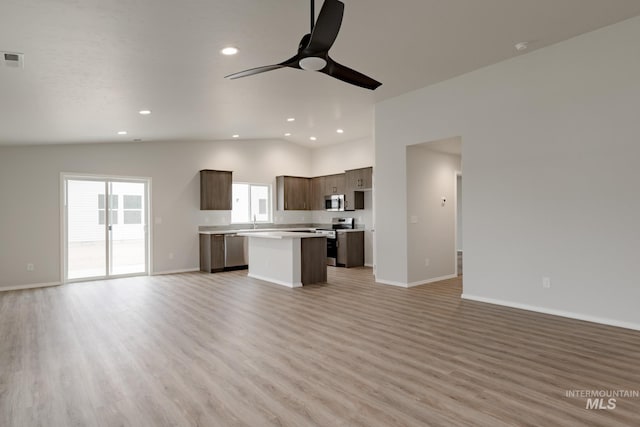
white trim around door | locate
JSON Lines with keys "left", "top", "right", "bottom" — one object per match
{"left": 61, "top": 173, "right": 152, "bottom": 283}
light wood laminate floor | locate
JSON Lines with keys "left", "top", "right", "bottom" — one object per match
{"left": 1, "top": 268, "right": 639, "bottom": 426}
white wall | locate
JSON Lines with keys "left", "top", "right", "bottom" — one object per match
{"left": 406, "top": 146, "right": 460, "bottom": 285}
{"left": 375, "top": 16, "right": 640, "bottom": 328}
{"left": 0, "top": 139, "right": 311, "bottom": 288}
{"left": 310, "top": 137, "right": 374, "bottom": 176}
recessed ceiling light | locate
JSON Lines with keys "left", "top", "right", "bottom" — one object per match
{"left": 287, "top": 117, "right": 295, "bottom": 122}
{"left": 232, "top": 134, "right": 240, "bottom": 138}
{"left": 515, "top": 42, "right": 529, "bottom": 51}
{"left": 284, "top": 133, "right": 291, "bottom": 136}
{"left": 117, "top": 131, "right": 128, "bottom": 135}
{"left": 221, "top": 47, "right": 238, "bottom": 56}
{"left": 309, "top": 136, "right": 317, "bottom": 141}
{"left": 139, "top": 110, "right": 151, "bottom": 115}
{"left": 336, "top": 129, "right": 344, "bottom": 134}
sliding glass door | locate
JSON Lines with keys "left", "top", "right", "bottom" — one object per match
{"left": 64, "top": 176, "right": 150, "bottom": 281}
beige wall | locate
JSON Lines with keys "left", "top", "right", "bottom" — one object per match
{"left": 0, "top": 136, "right": 379, "bottom": 289}
{"left": 0, "top": 139, "right": 312, "bottom": 288}
{"left": 375, "top": 16, "right": 640, "bottom": 328}
{"left": 310, "top": 137, "right": 374, "bottom": 176}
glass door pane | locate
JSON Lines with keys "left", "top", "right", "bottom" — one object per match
{"left": 67, "top": 180, "right": 107, "bottom": 279}
{"left": 109, "top": 181, "right": 147, "bottom": 276}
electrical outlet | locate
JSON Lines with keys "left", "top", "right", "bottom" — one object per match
{"left": 542, "top": 277, "right": 551, "bottom": 289}
{"left": 26, "top": 263, "right": 35, "bottom": 271}
{"left": 425, "top": 258, "right": 430, "bottom": 267}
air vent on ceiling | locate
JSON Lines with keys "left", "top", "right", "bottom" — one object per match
{"left": 1, "top": 51, "right": 24, "bottom": 68}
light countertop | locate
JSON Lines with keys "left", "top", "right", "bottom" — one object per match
{"left": 199, "top": 227, "right": 316, "bottom": 235}
{"left": 237, "top": 231, "right": 326, "bottom": 239}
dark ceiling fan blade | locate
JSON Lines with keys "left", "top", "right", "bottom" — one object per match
{"left": 225, "top": 64, "right": 286, "bottom": 80}
{"left": 225, "top": 54, "right": 302, "bottom": 79}
{"left": 305, "top": 0, "right": 344, "bottom": 53}
{"left": 279, "top": 54, "right": 303, "bottom": 69}
{"left": 322, "top": 57, "right": 382, "bottom": 90}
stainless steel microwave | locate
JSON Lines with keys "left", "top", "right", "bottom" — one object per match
{"left": 325, "top": 194, "right": 345, "bottom": 211}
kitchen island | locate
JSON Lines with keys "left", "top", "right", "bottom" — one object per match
{"left": 237, "top": 231, "right": 327, "bottom": 287}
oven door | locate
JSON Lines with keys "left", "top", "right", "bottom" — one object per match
{"left": 326, "top": 236, "right": 337, "bottom": 266}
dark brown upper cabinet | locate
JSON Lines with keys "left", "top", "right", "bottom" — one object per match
{"left": 345, "top": 167, "right": 373, "bottom": 190}
{"left": 310, "top": 176, "right": 326, "bottom": 211}
{"left": 324, "top": 173, "right": 346, "bottom": 195}
{"left": 276, "top": 176, "right": 311, "bottom": 210}
{"left": 200, "top": 170, "right": 232, "bottom": 210}
{"left": 344, "top": 167, "right": 373, "bottom": 210}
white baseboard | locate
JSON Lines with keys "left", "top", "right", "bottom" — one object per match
{"left": 407, "top": 274, "right": 458, "bottom": 288}
{"left": 0, "top": 281, "right": 62, "bottom": 292}
{"left": 365, "top": 263, "right": 374, "bottom": 268}
{"left": 152, "top": 268, "right": 199, "bottom": 276}
{"left": 247, "top": 273, "right": 302, "bottom": 288}
{"left": 375, "top": 274, "right": 458, "bottom": 288}
{"left": 374, "top": 278, "right": 409, "bottom": 288}
{"left": 461, "top": 294, "right": 640, "bottom": 332}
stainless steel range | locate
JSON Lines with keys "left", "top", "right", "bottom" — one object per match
{"left": 316, "top": 217, "right": 355, "bottom": 266}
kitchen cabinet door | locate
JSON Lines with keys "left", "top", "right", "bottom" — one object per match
{"left": 200, "top": 234, "right": 225, "bottom": 273}
{"left": 310, "top": 176, "right": 326, "bottom": 210}
{"left": 336, "top": 231, "right": 364, "bottom": 268}
{"left": 345, "top": 167, "right": 372, "bottom": 190}
{"left": 324, "top": 173, "right": 346, "bottom": 195}
{"left": 344, "top": 167, "right": 372, "bottom": 210}
{"left": 200, "top": 170, "right": 232, "bottom": 210}
{"left": 276, "top": 176, "right": 310, "bottom": 210}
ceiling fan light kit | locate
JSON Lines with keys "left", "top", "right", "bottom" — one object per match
{"left": 225, "top": 0, "right": 381, "bottom": 90}
{"left": 299, "top": 56, "right": 327, "bottom": 71}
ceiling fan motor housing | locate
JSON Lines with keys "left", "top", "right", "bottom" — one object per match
{"left": 299, "top": 56, "right": 327, "bottom": 71}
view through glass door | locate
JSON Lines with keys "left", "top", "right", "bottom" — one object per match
{"left": 65, "top": 176, "right": 149, "bottom": 281}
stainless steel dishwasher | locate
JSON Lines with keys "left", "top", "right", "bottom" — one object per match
{"left": 224, "top": 234, "right": 248, "bottom": 269}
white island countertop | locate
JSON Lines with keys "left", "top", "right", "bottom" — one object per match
{"left": 199, "top": 228, "right": 316, "bottom": 235}
{"left": 237, "top": 231, "right": 325, "bottom": 239}
{"left": 239, "top": 231, "right": 327, "bottom": 288}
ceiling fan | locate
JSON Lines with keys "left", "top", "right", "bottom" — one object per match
{"left": 225, "top": 0, "right": 382, "bottom": 90}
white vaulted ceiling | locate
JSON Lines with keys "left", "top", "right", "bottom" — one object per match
{"left": 1, "top": 0, "right": 640, "bottom": 147}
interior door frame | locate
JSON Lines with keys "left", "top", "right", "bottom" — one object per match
{"left": 60, "top": 172, "right": 153, "bottom": 283}
{"left": 454, "top": 170, "right": 462, "bottom": 277}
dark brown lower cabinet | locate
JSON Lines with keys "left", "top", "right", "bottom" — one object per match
{"left": 199, "top": 234, "right": 224, "bottom": 273}
{"left": 336, "top": 231, "right": 364, "bottom": 268}
{"left": 301, "top": 237, "right": 327, "bottom": 285}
